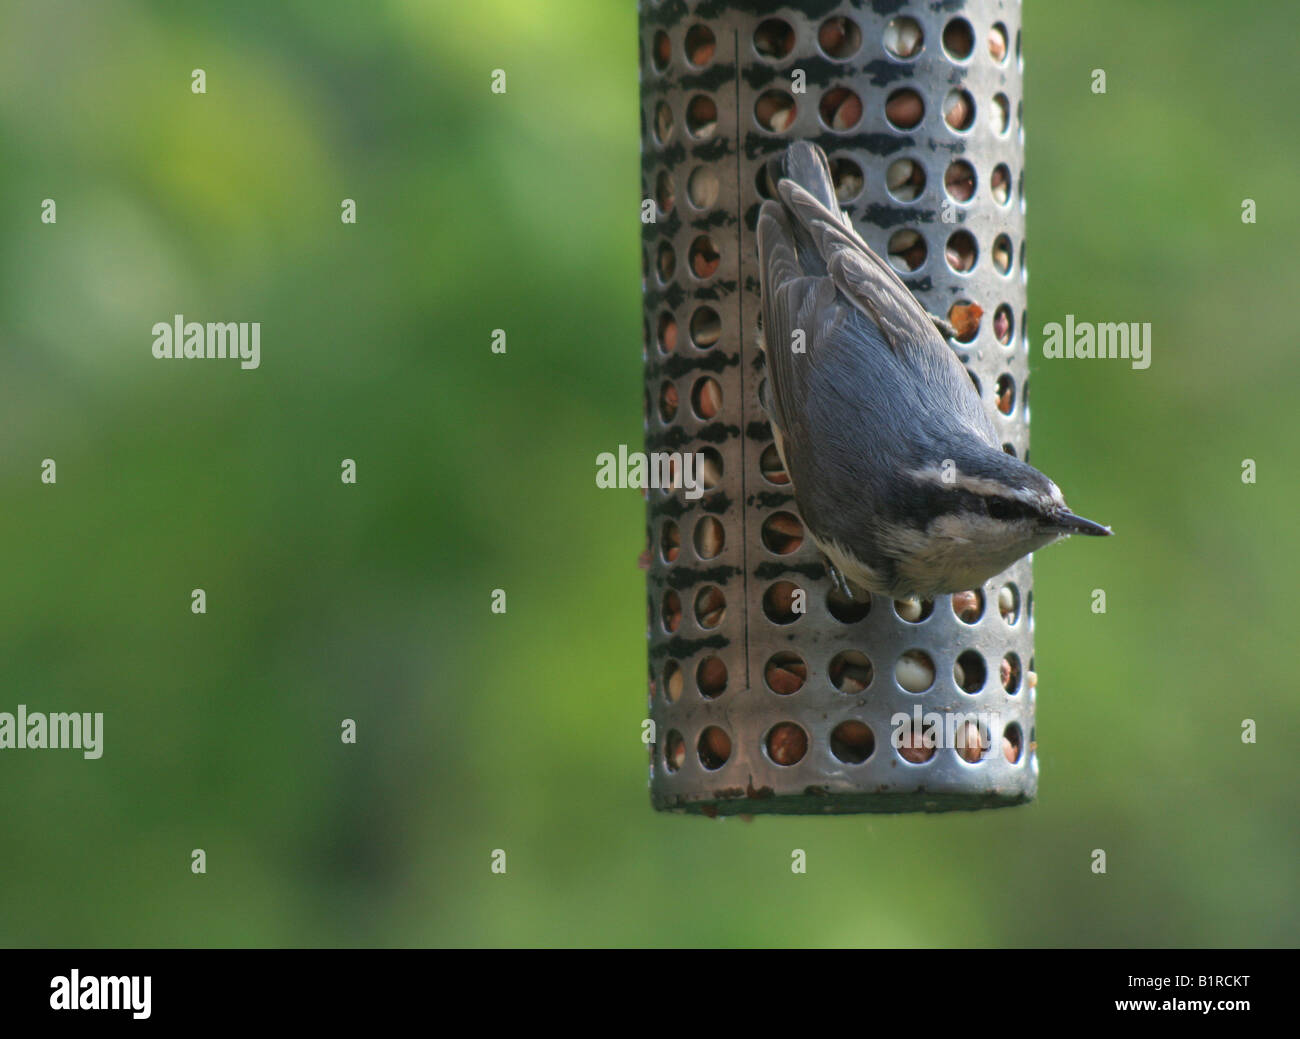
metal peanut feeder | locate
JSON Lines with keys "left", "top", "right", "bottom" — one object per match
{"left": 641, "top": 0, "right": 1034, "bottom": 814}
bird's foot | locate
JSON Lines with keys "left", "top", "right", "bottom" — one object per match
{"left": 825, "top": 558, "right": 854, "bottom": 600}
{"left": 928, "top": 312, "right": 958, "bottom": 341}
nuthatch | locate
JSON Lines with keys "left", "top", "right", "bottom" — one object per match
{"left": 756, "top": 142, "right": 1110, "bottom": 600}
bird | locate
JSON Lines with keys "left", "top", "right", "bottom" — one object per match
{"left": 755, "top": 141, "right": 1110, "bottom": 601}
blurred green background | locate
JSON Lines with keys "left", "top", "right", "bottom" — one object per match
{"left": 0, "top": 0, "right": 1295, "bottom": 947}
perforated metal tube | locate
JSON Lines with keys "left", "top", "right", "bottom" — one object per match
{"left": 641, "top": 0, "right": 1034, "bottom": 814}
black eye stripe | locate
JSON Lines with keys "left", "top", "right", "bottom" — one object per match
{"left": 987, "top": 497, "right": 1035, "bottom": 521}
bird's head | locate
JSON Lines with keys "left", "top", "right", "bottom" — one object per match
{"left": 892, "top": 444, "right": 1111, "bottom": 595}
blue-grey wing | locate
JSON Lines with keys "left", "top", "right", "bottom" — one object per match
{"left": 755, "top": 142, "right": 999, "bottom": 538}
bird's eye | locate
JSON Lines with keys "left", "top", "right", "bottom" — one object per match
{"left": 987, "top": 498, "right": 1017, "bottom": 521}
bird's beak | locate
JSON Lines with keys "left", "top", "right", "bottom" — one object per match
{"left": 1054, "top": 510, "right": 1113, "bottom": 536}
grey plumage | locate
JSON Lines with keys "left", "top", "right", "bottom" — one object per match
{"left": 756, "top": 142, "right": 1108, "bottom": 598}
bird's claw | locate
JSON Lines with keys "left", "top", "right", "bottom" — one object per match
{"left": 929, "top": 312, "right": 958, "bottom": 341}
{"left": 825, "top": 559, "right": 854, "bottom": 600}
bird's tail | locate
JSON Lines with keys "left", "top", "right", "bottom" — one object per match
{"left": 764, "top": 141, "right": 840, "bottom": 221}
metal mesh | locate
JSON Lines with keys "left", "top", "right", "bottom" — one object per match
{"left": 641, "top": 0, "right": 1034, "bottom": 815}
